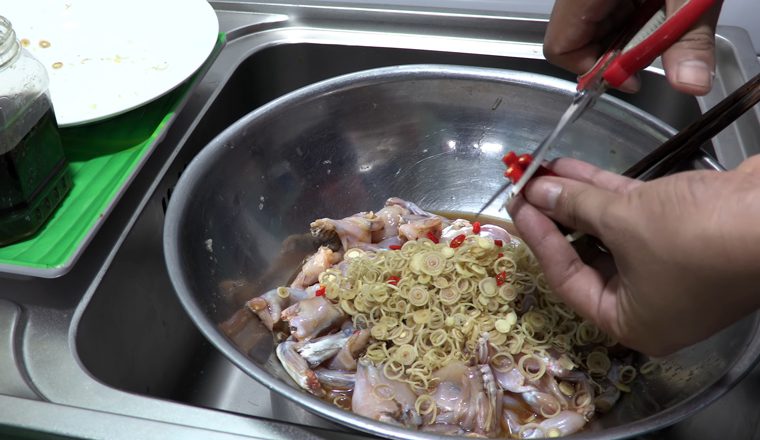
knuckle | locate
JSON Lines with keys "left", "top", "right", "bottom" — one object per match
{"left": 542, "top": 42, "right": 561, "bottom": 62}
{"left": 673, "top": 29, "right": 716, "bottom": 52}
{"left": 596, "top": 201, "right": 624, "bottom": 235}
{"left": 557, "top": 187, "right": 582, "bottom": 229}
{"left": 554, "top": 255, "right": 586, "bottom": 293}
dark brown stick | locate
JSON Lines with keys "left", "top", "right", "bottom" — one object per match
{"left": 624, "top": 72, "right": 760, "bottom": 180}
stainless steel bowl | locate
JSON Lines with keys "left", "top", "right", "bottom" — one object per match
{"left": 164, "top": 65, "right": 760, "bottom": 439}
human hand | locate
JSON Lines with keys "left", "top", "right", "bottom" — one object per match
{"left": 543, "top": 0, "right": 724, "bottom": 96}
{"left": 507, "top": 157, "right": 760, "bottom": 356}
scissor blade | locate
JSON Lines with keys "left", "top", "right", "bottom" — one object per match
{"left": 476, "top": 180, "right": 512, "bottom": 216}
{"left": 508, "top": 90, "right": 597, "bottom": 198}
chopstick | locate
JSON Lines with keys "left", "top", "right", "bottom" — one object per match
{"left": 569, "top": 72, "right": 760, "bottom": 251}
{"left": 623, "top": 72, "right": 760, "bottom": 180}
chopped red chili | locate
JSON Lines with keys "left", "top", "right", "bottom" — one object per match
{"left": 315, "top": 285, "right": 326, "bottom": 297}
{"left": 517, "top": 153, "right": 533, "bottom": 167}
{"left": 505, "top": 165, "right": 524, "bottom": 183}
{"left": 450, "top": 234, "right": 466, "bottom": 248}
{"left": 497, "top": 253, "right": 504, "bottom": 258}
{"left": 387, "top": 276, "right": 400, "bottom": 286}
{"left": 495, "top": 271, "right": 508, "bottom": 286}
{"left": 501, "top": 150, "right": 557, "bottom": 188}
{"left": 501, "top": 151, "right": 518, "bottom": 167}
{"left": 389, "top": 244, "right": 402, "bottom": 250}
{"left": 472, "top": 221, "right": 481, "bottom": 234}
{"left": 494, "top": 239, "right": 503, "bottom": 247}
{"left": 426, "top": 231, "right": 439, "bottom": 244}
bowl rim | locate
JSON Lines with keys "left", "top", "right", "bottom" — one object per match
{"left": 163, "top": 63, "right": 760, "bottom": 440}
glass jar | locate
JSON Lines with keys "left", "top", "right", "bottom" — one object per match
{"left": 0, "top": 15, "right": 71, "bottom": 246}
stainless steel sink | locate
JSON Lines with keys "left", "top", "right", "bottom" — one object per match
{"left": 2, "top": 2, "right": 760, "bottom": 439}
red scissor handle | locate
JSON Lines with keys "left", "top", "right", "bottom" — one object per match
{"left": 577, "top": 0, "right": 717, "bottom": 91}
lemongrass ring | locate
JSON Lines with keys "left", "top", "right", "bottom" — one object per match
{"left": 365, "top": 342, "right": 387, "bottom": 362}
{"left": 559, "top": 381, "right": 575, "bottom": 397}
{"left": 383, "top": 359, "right": 405, "bottom": 379}
{"left": 518, "top": 354, "right": 546, "bottom": 381}
{"left": 344, "top": 248, "right": 366, "bottom": 260}
{"left": 340, "top": 299, "right": 358, "bottom": 316}
{"left": 415, "top": 394, "right": 437, "bottom": 416}
{"left": 488, "top": 330, "right": 507, "bottom": 346}
{"left": 370, "top": 323, "right": 389, "bottom": 340}
{"left": 438, "top": 287, "right": 460, "bottom": 305}
{"left": 276, "top": 287, "right": 290, "bottom": 299}
{"left": 619, "top": 365, "right": 638, "bottom": 384}
{"left": 407, "top": 286, "right": 429, "bottom": 307}
{"left": 539, "top": 398, "right": 562, "bottom": 418}
{"left": 432, "top": 277, "right": 450, "bottom": 289}
{"left": 430, "top": 329, "right": 448, "bottom": 347}
{"left": 394, "top": 344, "right": 418, "bottom": 366}
{"left": 428, "top": 308, "right": 445, "bottom": 329}
{"left": 573, "top": 391, "right": 592, "bottom": 408}
{"left": 586, "top": 351, "right": 612, "bottom": 374}
{"left": 640, "top": 360, "right": 661, "bottom": 376}
{"left": 490, "top": 352, "right": 515, "bottom": 372}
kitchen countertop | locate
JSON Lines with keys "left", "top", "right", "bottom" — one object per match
{"left": 2, "top": 2, "right": 760, "bottom": 439}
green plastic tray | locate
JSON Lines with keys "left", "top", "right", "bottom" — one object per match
{"left": 0, "top": 34, "right": 225, "bottom": 278}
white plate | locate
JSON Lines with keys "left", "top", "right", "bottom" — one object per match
{"left": 0, "top": 0, "right": 219, "bottom": 127}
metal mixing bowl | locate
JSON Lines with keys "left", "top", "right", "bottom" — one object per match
{"left": 164, "top": 65, "right": 760, "bottom": 439}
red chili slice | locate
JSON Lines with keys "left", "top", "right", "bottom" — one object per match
{"left": 315, "top": 286, "right": 326, "bottom": 297}
{"left": 450, "top": 234, "right": 466, "bottom": 248}
{"left": 387, "top": 276, "right": 400, "bottom": 286}
{"left": 501, "top": 151, "right": 518, "bottom": 167}
{"left": 506, "top": 166, "right": 524, "bottom": 183}
{"left": 472, "top": 221, "right": 481, "bottom": 234}
{"left": 517, "top": 154, "right": 533, "bottom": 167}
{"left": 426, "top": 231, "right": 439, "bottom": 244}
{"left": 495, "top": 271, "right": 508, "bottom": 286}
{"left": 497, "top": 253, "right": 504, "bottom": 258}
{"left": 389, "top": 244, "right": 402, "bottom": 250}
{"left": 494, "top": 239, "right": 503, "bottom": 247}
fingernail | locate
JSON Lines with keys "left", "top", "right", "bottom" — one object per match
{"left": 528, "top": 179, "right": 562, "bottom": 211}
{"left": 676, "top": 60, "right": 713, "bottom": 88}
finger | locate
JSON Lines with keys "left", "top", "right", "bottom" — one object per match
{"left": 543, "top": 0, "right": 623, "bottom": 74}
{"left": 546, "top": 158, "right": 642, "bottom": 193}
{"left": 544, "top": 0, "right": 641, "bottom": 93}
{"left": 507, "top": 195, "right": 610, "bottom": 324}
{"left": 661, "top": 0, "right": 722, "bottom": 95}
{"left": 520, "top": 176, "right": 619, "bottom": 238}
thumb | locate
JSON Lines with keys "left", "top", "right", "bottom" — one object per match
{"left": 661, "top": 0, "right": 722, "bottom": 96}
{"left": 521, "top": 176, "right": 619, "bottom": 238}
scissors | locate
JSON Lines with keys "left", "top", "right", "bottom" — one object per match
{"left": 478, "top": 0, "right": 718, "bottom": 215}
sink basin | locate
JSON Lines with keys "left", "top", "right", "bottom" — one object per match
{"left": 3, "top": 3, "right": 760, "bottom": 439}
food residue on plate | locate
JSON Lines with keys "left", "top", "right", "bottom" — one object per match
{"left": 52, "top": 62, "right": 63, "bottom": 69}
{"left": 20, "top": 38, "right": 30, "bottom": 47}
{"left": 39, "top": 40, "right": 51, "bottom": 48}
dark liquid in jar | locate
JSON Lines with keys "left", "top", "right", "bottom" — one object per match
{"left": 0, "top": 105, "right": 70, "bottom": 245}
